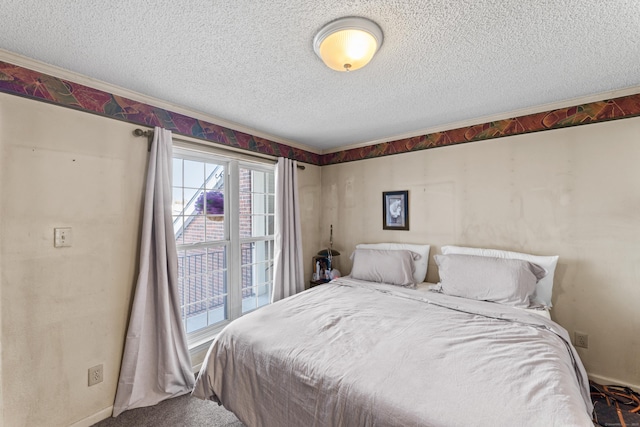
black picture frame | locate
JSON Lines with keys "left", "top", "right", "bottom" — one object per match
{"left": 382, "top": 190, "right": 409, "bottom": 230}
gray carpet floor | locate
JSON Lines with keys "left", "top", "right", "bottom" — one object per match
{"left": 92, "top": 394, "right": 245, "bottom": 427}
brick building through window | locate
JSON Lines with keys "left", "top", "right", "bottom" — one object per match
{"left": 173, "top": 152, "right": 275, "bottom": 341}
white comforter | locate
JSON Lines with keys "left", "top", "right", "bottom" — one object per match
{"left": 193, "top": 277, "right": 593, "bottom": 427}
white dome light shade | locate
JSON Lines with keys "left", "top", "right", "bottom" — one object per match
{"left": 313, "top": 17, "right": 383, "bottom": 72}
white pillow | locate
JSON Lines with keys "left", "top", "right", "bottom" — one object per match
{"left": 356, "top": 243, "right": 431, "bottom": 283}
{"left": 434, "top": 254, "right": 547, "bottom": 308}
{"left": 441, "top": 245, "right": 559, "bottom": 307}
{"left": 350, "top": 249, "right": 418, "bottom": 287}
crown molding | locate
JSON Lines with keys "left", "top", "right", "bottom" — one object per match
{"left": 0, "top": 49, "right": 321, "bottom": 155}
{"left": 323, "top": 85, "right": 640, "bottom": 155}
{"left": 321, "top": 91, "right": 640, "bottom": 165}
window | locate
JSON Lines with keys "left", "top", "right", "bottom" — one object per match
{"left": 239, "top": 166, "right": 275, "bottom": 313}
{"left": 172, "top": 148, "right": 275, "bottom": 346}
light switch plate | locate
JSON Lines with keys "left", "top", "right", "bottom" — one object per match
{"left": 54, "top": 227, "right": 72, "bottom": 248}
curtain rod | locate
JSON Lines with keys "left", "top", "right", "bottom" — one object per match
{"left": 133, "top": 128, "right": 306, "bottom": 170}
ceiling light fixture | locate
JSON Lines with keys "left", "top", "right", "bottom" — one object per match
{"left": 313, "top": 17, "right": 383, "bottom": 72}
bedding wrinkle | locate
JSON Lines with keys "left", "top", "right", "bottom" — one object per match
{"left": 193, "top": 278, "right": 593, "bottom": 427}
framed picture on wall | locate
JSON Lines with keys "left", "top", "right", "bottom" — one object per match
{"left": 382, "top": 190, "right": 409, "bottom": 230}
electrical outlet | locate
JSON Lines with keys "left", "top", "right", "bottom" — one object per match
{"left": 88, "top": 364, "right": 103, "bottom": 386}
{"left": 574, "top": 332, "right": 589, "bottom": 349}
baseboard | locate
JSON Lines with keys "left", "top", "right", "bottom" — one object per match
{"left": 68, "top": 406, "right": 113, "bottom": 427}
{"left": 589, "top": 373, "right": 640, "bottom": 393}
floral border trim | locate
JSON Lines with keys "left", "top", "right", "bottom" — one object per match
{"left": 0, "top": 61, "right": 321, "bottom": 165}
{"left": 1, "top": 61, "right": 639, "bottom": 167}
{"left": 321, "top": 93, "right": 640, "bottom": 165}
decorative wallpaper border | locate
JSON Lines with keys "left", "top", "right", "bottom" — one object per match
{"left": 1, "top": 60, "right": 639, "bottom": 167}
{"left": 0, "top": 61, "right": 321, "bottom": 165}
{"left": 321, "top": 93, "right": 640, "bottom": 165}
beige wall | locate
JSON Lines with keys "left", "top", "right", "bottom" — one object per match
{"left": 321, "top": 117, "right": 640, "bottom": 389}
{"left": 0, "top": 93, "right": 324, "bottom": 426}
{"left": 0, "top": 93, "right": 148, "bottom": 426}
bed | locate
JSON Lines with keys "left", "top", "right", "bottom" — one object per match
{"left": 192, "top": 244, "right": 593, "bottom": 426}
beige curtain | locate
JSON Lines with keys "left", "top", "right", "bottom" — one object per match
{"left": 113, "top": 127, "right": 194, "bottom": 416}
{"left": 272, "top": 157, "right": 305, "bottom": 302}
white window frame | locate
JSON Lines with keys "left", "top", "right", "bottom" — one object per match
{"left": 238, "top": 161, "right": 276, "bottom": 315}
{"left": 172, "top": 147, "right": 275, "bottom": 349}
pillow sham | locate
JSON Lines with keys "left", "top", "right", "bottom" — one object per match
{"left": 434, "top": 254, "right": 547, "bottom": 308}
{"left": 441, "top": 245, "right": 559, "bottom": 307}
{"left": 355, "top": 243, "right": 430, "bottom": 283}
{"left": 350, "top": 249, "right": 418, "bottom": 287}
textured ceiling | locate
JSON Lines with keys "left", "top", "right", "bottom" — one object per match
{"left": 0, "top": 1, "right": 639, "bottom": 151}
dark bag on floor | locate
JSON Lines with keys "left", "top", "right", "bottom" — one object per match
{"left": 591, "top": 380, "right": 640, "bottom": 427}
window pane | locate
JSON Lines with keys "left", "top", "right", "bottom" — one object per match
{"left": 254, "top": 240, "right": 271, "bottom": 265}
{"left": 175, "top": 159, "right": 226, "bottom": 244}
{"left": 240, "top": 242, "right": 253, "bottom": 264}
{"left": 240, "top": 265, "right": 257, "bottom": 311}
{"left": 172, "top": 188, "right": 184, "bottom": 215}
{"left": 267, "top": 173, "right": 275, "bottom": 194}
{"left": 204, "top": 215, "right": 225, "bottom": 242}
{"left": 242, "top": 288, "right": 256, "bottom": 313}
{"left": 203, "top": 189, "right": 224, "bottom": 216}
{"left": 182, "top": 215, "right": 205, "bottom": 245}
{"left": 206, "top": 295, "right": 227, "bottom": 326}
{"left": 239, "top": 191, "right": 251, "bottom": 215}
{"left": 255, "top": 261, "right": 270, "bottom": 286}
{"left": 207, "top": 260, "right": 227, "bottom": 327}
{"left": 242, "top": 294, "right": 256, "bottom": 313}
{"left": 249, "top": 215, "right": 263, "bottom": 238}
{"left": 267, "top": 194, "right": 274, "bottom": 214}
{"left": 173, "top": 158, "right": 183, "bottom": 187}
{"left": 183, "top": 160, "right": 204, "bottom": 189}
{"left": 240, "top": 240, "right": 274, "bottom": 287}
{"left": 240, "top": 168, "right": 251, "bottom": 192}
{"left": 239, "top": 167, "right": 274, "bottom": 239}
{"left": 210, "top": 269, "right": 227, "bottom": 297}
{"left": 241, "top": 242, "right": 254, "bottom": 284}
{"left": 241, "top": 264, "right": 253, "bottom": 293}
{"left": 209, "top": 253, "right": 227, "bottom": 327}
{"left": 256, "top": 283, "right": 271, "bottom": 309}
{"left": 206, "top": 163, "right": 224, "bottom": 190}
{"left": 242, "top": 282, "right": 272, "bottom": 314}
{"left": 207, "top": 246, "right": 227, "bottom": 280}
{"left": 179, "top": 249, "right": 209, "bottom": 333}
{"left": 183, "top": 302, "right": 201, "bottom": 333}
{"left": 267, "top": 214, "right": 274, "bottom": 235}
{"left": 250, "top": 193, "right": 265, "bottom": 215}
{"left": 239, "top": 214, "right": 251, "bottom": 238}
{"left": 177, "top": 246, "right": 229, "bottom": 333}
{"left": 181, "top": 249, "right": 207, "bottom": 279}
{"left": 183, "top": 187, "right": 199, "bottom": 209}
{"left": 173, "top": 216, "right": 184, "bottom": 245}
{"left": 253, "top": 171, "right": 265, "bottom": 193}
